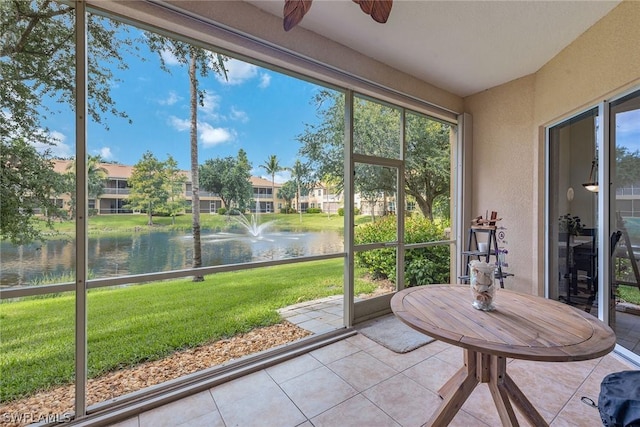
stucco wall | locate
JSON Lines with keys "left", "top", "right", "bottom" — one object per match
{"left": 465, "top": 0, "right": 640, "bottom": 295}
{"left": 464, "top": 76, "right": 537, "bottom": 294}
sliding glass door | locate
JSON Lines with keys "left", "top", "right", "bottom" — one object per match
{"left": 548, "top": 89, "right": 640, "bottom": 362}
{"left": 547, "top": 109, "right": 599, "bottom": 311}
{"left": 610, "top": 89, "right": 640, "bottom": 358}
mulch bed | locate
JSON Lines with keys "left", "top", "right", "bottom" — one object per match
{"left": 0, "top": 322, "right": 311, "bottom": 427}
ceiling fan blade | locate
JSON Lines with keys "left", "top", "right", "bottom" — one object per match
{"left": 353, "top": 0, "right": 392, "bottom": 24}
{"left": 283, "top": 0, "right": 313, "bottom": 31}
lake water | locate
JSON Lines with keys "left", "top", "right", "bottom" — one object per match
{"left": 0, "top": 229, "right": 344, "bottom": 287}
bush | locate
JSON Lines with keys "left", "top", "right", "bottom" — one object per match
{"left": 217, "top": 207, "right": 227, "bottom": 215}
{"left": 306, "top": 208, "right": 322, "bottom": 214}
{"left": 280, "top": 207, "right": 296, "bottom": 214}
{"left": 354, "top": 215, "right": 450, "bottom": 286}
{"left": 337, "top": 207, "right": 359, "bottom": 216}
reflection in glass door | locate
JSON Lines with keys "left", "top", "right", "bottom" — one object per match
{"left": 548, "top": 109, "right": 599, "bottom": 312}
{"left": 610, "top": 89, "right": 640, "bottom": 358}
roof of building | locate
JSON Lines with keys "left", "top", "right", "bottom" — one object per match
{"left": 52, "top": 160, "right": 280, "bottom": 187}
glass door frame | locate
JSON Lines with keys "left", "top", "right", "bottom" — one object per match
{"left": 607, "top": 86, "right": 640, "bottom": 363}
{"left": 545, "top": 91, "right": 640, "bottom": 365}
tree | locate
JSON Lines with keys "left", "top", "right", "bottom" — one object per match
{"left": 290, "top": 159, "right": 312, "bottom": 221}
{"left": 200, "top": 149, "right": 253, "bottom": 213}
{"left": 297, "top": 90, "right": 345, "bottom": 190}
{"left": 159, "top": 156, "right": 187, "bottom": 224}
{"left": 405, "top": 115, "right": 451, "bottom": 220}
{"left": 322, "top": 173, "right": 341, "bottom": 218}
{"left": 615, "top": 146, "right": 640, "bottom": 189}
{"left": 65, "top": 155, "right": 108, "bottom": 216}
{"left": 145, "top": 35, "right": 227, "bottom": 282}
{"left": 260, "top": 155, "right": 284, "bottom": 213}
{"left": 297, "top": 90, "right": 451, "bottom": 220}
{"left": 1, "top": 139, "right": 68, "bottom": 244}
{"left": 126, "top": 152, "right": 170, "bottom": 226}
{"left": 278, "top": 181, "right": 297, "bottom": 212}
{"left": 1, "top": 1, "right": 138, "bottom": 242}
{"left": 1, "top": 1, "right": 137, "bottom": 145}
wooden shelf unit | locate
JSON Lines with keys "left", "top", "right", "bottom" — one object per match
{"left": 459, "top": 225, "right": 512, "bottom": 288}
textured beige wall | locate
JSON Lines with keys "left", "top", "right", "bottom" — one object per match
{"left": 464, "top": 76, "right": 537, "bottom": 294}
{"left": 465, "top": 1, "right": 640, "bottom": 295}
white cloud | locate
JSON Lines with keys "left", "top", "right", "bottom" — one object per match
{"left": 617, "top": 110, "right": 640, "bottom": 135}
{"left": 99, "top": 147, "right": 114, "bottom": 160}
{"left": 230, "top": 107, "right": 249, "bottom": 123}
{"left": 32, "top": 130, "right": 74, "bottom": 158}
{"left": 259, "top": 73, "right": 271, "bottom": 89}
{"left": 159, "top": 91, "right": 181, "bottom": 106}
{"left": 168, "top": 116, "right": 191, "bottom": 132}
{"left": 201, "top": 92, "right": 222, "bottom": 119}
{"left": 273, "top": 171, "right": 291, "bottom": 184}
{"left": 217, "top": 59, "right": 258, "bottom": 85}
{"left": 160, "top": 49, "right": 181, "bottom": 66}
{"left": 199, "top": 123, "right": 235, "bottom": 147}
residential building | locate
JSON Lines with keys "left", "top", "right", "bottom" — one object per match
{"left": 51, "top": 160, "right": 285, "bottom": 215}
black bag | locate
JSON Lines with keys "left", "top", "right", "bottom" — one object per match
{"left": 598, "top": 371, "right": 640, "bottom": 427}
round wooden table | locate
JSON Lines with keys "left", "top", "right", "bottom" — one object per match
{"left": 391, "top": 285, "right": 616, "bottom": 427}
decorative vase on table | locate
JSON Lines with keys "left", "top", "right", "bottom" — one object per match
{"left": 469, "top": 260, "right": 496, "bottom": 311}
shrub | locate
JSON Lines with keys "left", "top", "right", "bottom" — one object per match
{"left": 354, "top": 215, "right": 450, "bottom": 286}
{"left": 337, "top": 207, "right": 359, "bottom": 216}
{"left": 217, "top": 207, "right": 227, "bottom": 215}
{"left": 280, "top": 207, "right": 296, "bottom": 214}
{"left": 306, "top": 208, "right": 322, "bottom": 214}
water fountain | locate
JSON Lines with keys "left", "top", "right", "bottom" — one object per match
{"left": 232, "top": 213, "right": 274, "bottom": 238}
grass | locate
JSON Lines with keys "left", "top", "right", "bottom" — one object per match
{"left": 35, "top": 212, "right": 366, "bottom": 238}
{"left": 617, "top": 284, "right": 640, "bottom": 305}
{"left": 0, "top": 259, "right": 377, "bottom": 403}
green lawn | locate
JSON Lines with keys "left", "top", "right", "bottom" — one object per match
{"left": 36, "top": 212, "right": 371, "bottom": 238}
{"left": 0, "top": 259, "right": 376, "bottom": 403}
{"left": 617, "top": 284, "right": 640, "bottom": 305}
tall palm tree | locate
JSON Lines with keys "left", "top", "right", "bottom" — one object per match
{"left": 146, "top": 35, "right": 227, "bottom": 282}
{"left": 260, "top": 155, "right": 283, "bottom": 214}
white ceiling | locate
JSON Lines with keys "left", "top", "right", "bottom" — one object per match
{"left": 245, "top": 0, "right": 620, "bottom": 97}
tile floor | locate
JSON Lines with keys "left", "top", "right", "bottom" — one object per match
{"left": 108, "top": 303, "right": 637, "bottom": 427}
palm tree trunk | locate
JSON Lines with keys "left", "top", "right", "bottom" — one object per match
{"left": 189, "top": 51, "right": 203, "bottom": 282}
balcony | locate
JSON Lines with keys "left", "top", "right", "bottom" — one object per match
{"left": 102, "top": 188, "right": 130, "bottom": 195}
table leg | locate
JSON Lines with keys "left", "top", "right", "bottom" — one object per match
{"left": 428, "top": 351, "right": 479, "bottom": 426}
{"left": 428, "top": 350, "right": 549, "bottom": 427}
{"left": 487, "top": 356, "right": 519, "bottom": 426}
{"left": 502, "top": 372, "right": 549, "bottom": 427}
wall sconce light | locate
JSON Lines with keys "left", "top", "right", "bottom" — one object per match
{"left": 566, "top": 187, "right": 574, "bottom": 202}
{"left": 582, "top": 159, "right": 599, "bottom": 192}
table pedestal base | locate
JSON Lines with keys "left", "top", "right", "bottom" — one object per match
{"left": 428, "top": 350, "right": 548, "bottom": 427}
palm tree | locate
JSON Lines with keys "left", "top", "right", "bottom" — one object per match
{"left": 66, "top": 155, "right": 108, "bottom": 215}
{"left": 146, "top": 35, "right": 227, "bottom": 282}
{"left": 260, "top": 155, "right": 283, "bottom": 214}
{"left": 291, "top": 159, "right": 311, "bottom": 222}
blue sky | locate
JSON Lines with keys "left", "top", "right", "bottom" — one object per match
{"left": 41, "top": 27, "right": 335, "bottom": 183}
{"left": 37, "top": 25, "right": 639, "bottom": 183}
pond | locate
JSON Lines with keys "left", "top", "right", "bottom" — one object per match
{"left": 0, "top": 228, "right": 344, "bottom": 287}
